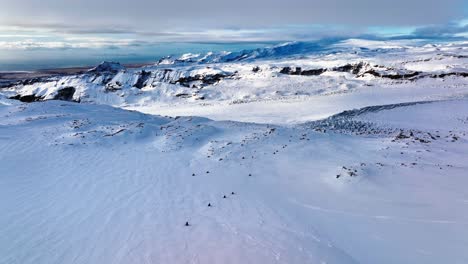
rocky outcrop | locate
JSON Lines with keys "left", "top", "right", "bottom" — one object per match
{"left": 279, "top": 67, "right": 298, "bottom": 75}
{"left": 301, "top": 68, "right": 328, "bottom": 76}
{"left": 280, "top": 67, "right": 327, "bottom": 76}
{"left": 429, "top": 72, "right": 468, "bottom": 78}
{"left": 9, "top": 94, "right": 44, "bottom": 102}
{"left": 53, "top": 87, "right": 77, "bottom": 101}
{"left": 278, "top": 62, "right": 430, "bottom": 80}
{"left": 9, "top": 86, "right": 78, "bottom": 103}
{"left": 133, "top": 70, "right": 152, "bottom": 89}
{"left": 359, "top": 69, "right": 421, "bottom": 80}
{"left": 105, "top": 81, "right": 123, "bottom": 91}
{"left": 170, "top": 73, "right": 235, "bottom": 88}
{"left": 279, "top": 62, "right": 372, "bottom": 77}
{"left": 332, "top": 62, "right": 369, "bottom": 74}
{"left": 175, "top": 93, "right": 191, "bottom": 98}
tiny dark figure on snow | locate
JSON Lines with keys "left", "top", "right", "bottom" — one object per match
{"left": 223, "top": 195, "right": 227, "bottom": 198}
{"left": 208, "top": 203, "right": 212, "bottom": 207}
{"left": 185, "top": 221, "right": 190, "bottom": 226}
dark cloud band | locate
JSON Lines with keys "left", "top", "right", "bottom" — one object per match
{"left": 0, "top": 0, "right": 466, "bottom": 31}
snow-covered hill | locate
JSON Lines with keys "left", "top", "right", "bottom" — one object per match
{"left": 1, "top": 38, "right": 468, "bottom": 263}
{"left": 1, "top": 99, "right": 468, "bottom": 264}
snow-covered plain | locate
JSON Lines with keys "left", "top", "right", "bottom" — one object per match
{"left": 1, "top": 39, "right": 468, "bottom": 264}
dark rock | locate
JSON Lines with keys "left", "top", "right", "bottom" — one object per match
{"left": 133, "top": 70, "right": 152, "bottom": 89}
{"left": 279, "top": 67, "right": 302, "bottom": 75}
{"left": 106, "top": 81, "right": 123, "bottom": 91}
{"left": 395, "top": 131, "right": 410, "bottom": 140}
{"left": 171, "top": 72, "right": 234, "bottom": 88}
{"left": 301, "top": 68, "right": 327, "bottom": 76}
{"left": 430, "top": 72, "right": 468, "bottom": 78}
{"left": 333, "top": 62, "right": 372, "bottom": 74}
{"left": 279, "top": 67, "right": 292, "bottom": 74}
{"left": 280, "top": 66, "right": 327, "bottom": 76}
{"left": 53, "top": 87, "right": 77, "bottom": 102}
{"left": 333, "top": 63, "right": 362, "bottom": 74}
{"left": 361, "top": 69, "right": 420, "bottom": 80}
{"left": 9, "top": 94, "right": 44, "bottom": 103}
{"left": 175, "top": 93, "right": 191, "bottom": 98}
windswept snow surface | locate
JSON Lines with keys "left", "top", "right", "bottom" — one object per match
{"left": 1, "top": 39, "right": 468, "bottom": 263}
{"left": 1, "top": 99, "right": 468, "bottom": 264}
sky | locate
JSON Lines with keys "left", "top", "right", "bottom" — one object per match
{"left": 0, "top": 0, "right": 467, "bottom": 70}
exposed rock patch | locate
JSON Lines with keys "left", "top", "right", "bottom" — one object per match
{"left": 53, "top": 87, "right": 77, "bottom": 102}
{"left": 332, "top": 62, "right": 369, "bottom": 74}
{"left": 9, "top": 94, "right": 44, "bottom": 102}
{"left": 278, "top": 61, "right": 468, "bottom": 81}
{"left": 359, "top": 69, "right": 421, "bottom": 80}
{"left": 170, "top": 73, "right": 235, "bottom": 88}
{"left": 133, "top": 70, "right": 152, "bottom": 89}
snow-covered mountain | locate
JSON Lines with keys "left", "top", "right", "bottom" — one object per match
{"left": 1, "top": 39, "right": 467, "bottom": 124}
{"left": 155, "top": 41, "right": 327, "bottom": 65}
{"left": 1, "top": 38, "right": 468, "bottom": 264}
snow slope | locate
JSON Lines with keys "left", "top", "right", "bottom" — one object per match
{"left": 1, "top": 99, "right": 468, "bottom": 264}
{"left": 1, "top": 38, "right": 468, "bottom": 263}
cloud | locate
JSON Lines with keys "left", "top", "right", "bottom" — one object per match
{"left": 0, "top": 0, "right": 466, "bottom": 33}
{"left": 1, "top": 22, "right": 138, "bottom": 35}
{"left": 0, "top": 38, "right": 153, "bottom": 50}
{"left": 0, "top": 23, "right": 363, "bottom": 45}
{"left": 0, "top": 0, "right": 466, "bottom": 45}
{"left": 0, "top": 1, "right": 466, "bottom": 51}
{"left": 412, "top": 23, "right": 468, "bottom": 38}
{"left": 1, "top": 21, "right": 467, "bottom": 52}
{"left": 0, "top": 40, "right": 72, "bottom": 50}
